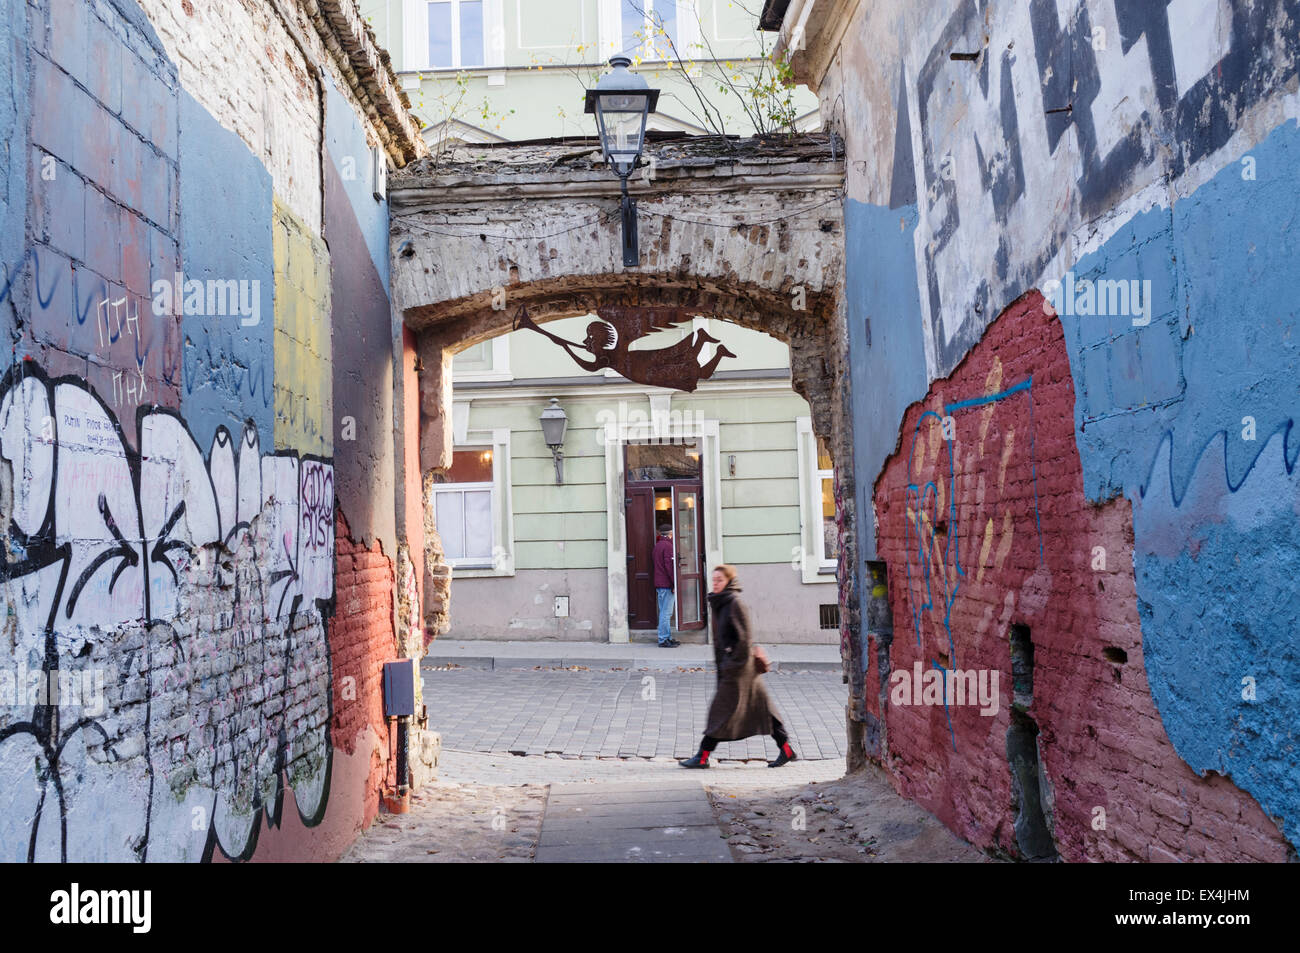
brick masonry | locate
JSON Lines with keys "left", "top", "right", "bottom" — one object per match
{"left": 0, "top": 0, "right": 423, "bottom": 863}
{"left": 782, "top": 0, "right": 1300, "bottom": 861}
{"left": 872, "top": 292, "right": 1292, "bottom": 862}
{"left": 329, "top": 512, "right": 398, "bottom": 833}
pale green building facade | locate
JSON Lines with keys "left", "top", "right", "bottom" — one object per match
{"left": 441, "top": 317, "right": 840, "bottom": 643}
{"left": 360, "top": 0, "right": 821, "bottom": 144}
{"left": 364, "top": 0, "right": 834, "bottom": 642}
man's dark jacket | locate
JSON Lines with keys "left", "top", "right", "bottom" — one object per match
{"left": 653, "top": 535, "right": 674, "bottom": 589}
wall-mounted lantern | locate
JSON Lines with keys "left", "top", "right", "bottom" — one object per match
{"left": 540, "top": 398, "right": 568, "bottom": 484}
{"left": 585, "top": 56, "right": 659, "bottom": 267}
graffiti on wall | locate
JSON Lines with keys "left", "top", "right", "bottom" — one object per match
{"left": 1040, "top": 117, "right": 1300, "bottom": 848}
{"left": 0, "top": 362, "right": 334, "bottom": 862}
{"left": 1131, "top": 421, "right": 1300, "bottom": 846}
{"left": 894, "top": 0, "right": 1300, "bottom": 375}
{"left": 900, "top": 360, "right": 1043, "bottom": 748}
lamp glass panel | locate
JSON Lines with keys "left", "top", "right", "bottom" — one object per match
{"left": 595, "top": 97, "right": 648, "bottom": 175}
{"left": 540, "top": 415, "right": 567, "bottom": 447}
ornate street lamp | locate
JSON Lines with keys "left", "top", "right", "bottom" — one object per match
{"left": 585, "top": 56, "right": 659, "bottom": 267}
{"left": 540, "top": 398, "right": 569, "bottom": 484}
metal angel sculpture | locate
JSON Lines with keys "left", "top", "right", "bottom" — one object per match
{"left": 512, "top": 304, "right": 735, "bottom": 392}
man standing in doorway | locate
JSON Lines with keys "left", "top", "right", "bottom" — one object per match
{"left": 654, "top": 525, "right": 680, "bottom": 648}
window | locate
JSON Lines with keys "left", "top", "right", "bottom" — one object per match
{"left": 622, "top": 0, "right": 679, "bottom": 56}
{"left": 625, "top": 439, "right": 702, "bottom": 482}
{"left": 430, "top": 430, "right": 514, "bottom": 576}
{"left": 451, "top": 335, "right": 511, "bottom": 382}
{"left": 795, "top": 417, "right": 836, "bottom": 583}
{"left": 453, "top": 340, "right": 492, "bottom": 372}
{"left": 427, "top": 0, "right": 485, "bottom": 68}
{"left": 432, "top": 448, "right": 495, "bottom": 568}
{"left": 816, "top": 435, "right": 838, "bottom": 563}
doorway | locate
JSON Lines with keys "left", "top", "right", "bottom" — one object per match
{"left": 625, "top": 441, "right": 707, "bottom": 635}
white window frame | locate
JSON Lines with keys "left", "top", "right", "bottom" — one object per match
{"left": 404, "top": 0, "right": 502, "bottom": 71}
{"left": 451, "top": 335, "right": 512, "bottom": 382}
{"left": 602, "top": 0, "right": 699, "bottom": 61}
{"left": 430, "top": 427, "right": 515, "bottom": 577}
{"left": 795, "top": 416, "right": 836, "bottom": 584}
{"left": 432, "top": 477, "right": 494, "bottom": 569}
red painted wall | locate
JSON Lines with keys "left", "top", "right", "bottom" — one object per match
{"left": 330, "top": 510, "right": 397, "bottom": 831}
{"left": 871, "top": 291, "right": 1290, "bottom": 861}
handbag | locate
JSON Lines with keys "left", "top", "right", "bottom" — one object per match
{"left": 752, "top": 644, "right": 771, "bottom": 674}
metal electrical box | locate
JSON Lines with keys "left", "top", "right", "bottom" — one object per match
{"left": 383, "top": 659, "right": 416, "bottom": 717}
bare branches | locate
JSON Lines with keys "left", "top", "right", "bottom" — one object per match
{"left": 420, "top": 71, "right": 517, "bottom": 167}
{"left": 623, "top": 0, "right": 799, "bottom": 137}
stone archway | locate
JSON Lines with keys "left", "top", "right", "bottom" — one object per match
{"left": 387, "top": 134, "right": 855, "bottom": 673}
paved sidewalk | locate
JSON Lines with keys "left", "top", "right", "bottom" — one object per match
{"left": 420, "top": 667, "right": 847, "bottom": 761}
{"left": 535, "top": 781, "right": 731, "bottom": 863}
{"left": 423, "top": 639, "right": 842, "bottom": 672}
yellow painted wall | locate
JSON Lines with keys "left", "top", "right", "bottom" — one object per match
{"left": 273, "top": 197, "right": 333, "bottom": 456}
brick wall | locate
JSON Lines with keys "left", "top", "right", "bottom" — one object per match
{"left": 872, "top": 292, "right": 1292, "bottom": 862}
{"left": 329, "top": 512, "right": 397, "bottom": 831}
{"left": 0, "top": 0, "right": 421, "bottom": 863}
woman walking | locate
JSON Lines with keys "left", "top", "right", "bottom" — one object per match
{"left": 679, "top": 565, "right": 798, "bottom": 769}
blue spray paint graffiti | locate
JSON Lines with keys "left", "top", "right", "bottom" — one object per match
{"left": 1, "top": 249, "right": 182, "bottom": 403}
{"left": 1132, "top": 421, "right": 1300, "bottom": 844}
{"left": 902, "top": 377, "right": 1043, "bottom": 748}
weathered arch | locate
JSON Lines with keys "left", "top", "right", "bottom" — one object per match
{"left": 412, "top": 274, "right": 843, "bottom": 460}
{"left": 387, "top": 134, "right": 856, "bottom": 670}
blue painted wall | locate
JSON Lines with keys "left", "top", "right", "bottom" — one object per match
{"left": 0, "top": 0, "right": 29, "bottom": 347}
{"left": 1057, "top": 118, "right": 1300, "bottom": 844}
{"left": 844, "top": 199, "right": 929, "bottom": 560}
{"left": 324, "top": 75, "right": 397, "bottom": 549}
{"left": 177, "top": 90, "right": 275, "bottom": 450}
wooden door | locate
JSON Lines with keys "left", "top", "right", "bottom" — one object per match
{"left": 625, "top": 486, "right": 656, "bottom": 628}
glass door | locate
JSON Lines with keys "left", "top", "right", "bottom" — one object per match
{"left": 674, "top": 485, "right": 704, "bottom": 629}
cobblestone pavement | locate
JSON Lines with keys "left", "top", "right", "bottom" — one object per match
{"left": 341, "top": 669, "right": 985, "bottom": 863}
{"left": 535, "top": 781, "right": 731, "bottom": 863}
{"left": 436, "top": 747, "right": 847, "bottom": 786}
{"left": 340, "top": 752, "right": 845, "bottom": 863}
{"left": 420, "top": 665, "right": 847, "bottom": 761}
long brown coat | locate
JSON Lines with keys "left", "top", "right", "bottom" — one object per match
{"left": 703, "top": 581, "right": 780, "bottom": 741}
